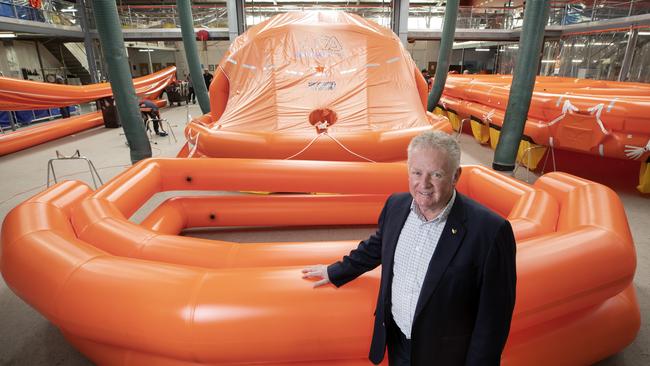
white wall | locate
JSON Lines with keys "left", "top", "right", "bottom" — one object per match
{"left": 0, "top": 40, "right": 62, "bottom": 80}
{"left": 173, "top": 40, "right": 230, "bottom": 79}
{"left": 125, "top": 40, "right": 230, "bottom": 78}
{"left": 451, "top": 48, "right": 498, "bottom": 72}
{"left": 128, "top": 49, "right": 177, "bottom": 77}
{"left": 406, "top": 40, "right": 441, "bottom": 72}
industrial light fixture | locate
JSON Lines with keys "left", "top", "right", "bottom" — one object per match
{"left": 541, "top": 60, "right": 555, "bottom": 63}
{"left": 0, "top": 32, "right": 16, "bottom": 39}
{"left": 571, "top": 59, "right": 583, "bottom": 63}
{"left": 139, "top": 49, "right": 154, "bottom": 52}
{"left": 61, "top": 7, "right": 77, "bottom": 13}
{"left": 475, "top": 48, "right": 491, "bottom": 51}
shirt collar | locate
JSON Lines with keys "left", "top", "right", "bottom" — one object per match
{"left": 410, "top": 190, "right": 457, "bottom": 223}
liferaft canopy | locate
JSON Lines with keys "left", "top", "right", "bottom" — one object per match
{"left": 212, "top": 11, "right": 430, "bottom": 132}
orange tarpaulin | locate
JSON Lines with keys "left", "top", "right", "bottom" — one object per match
{"left": 0, "top": 67, "right": 176, "bottom": 111}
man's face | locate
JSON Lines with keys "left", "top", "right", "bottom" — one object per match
{"left": 408, "top": 147, "right": 459, "bottom": 218}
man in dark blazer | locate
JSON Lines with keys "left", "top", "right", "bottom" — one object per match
{"left": 302, "top": 131, "right": 517, "bottom": 365}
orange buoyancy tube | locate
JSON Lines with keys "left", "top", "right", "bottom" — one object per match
{"left": 70, "top": 159, "right": 635, "bottom": 336}
{"left": 1, "top": 159, "right": 639, "bottom": 365}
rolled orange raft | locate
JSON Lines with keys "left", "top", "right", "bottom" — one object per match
{"left": 0, "top": 66, "right": 177, "bottom": 110}
{"left": 0, "top": 99, "right": 167, "bottom": 157}
{"left": 0, "top": 112, "right": 103, "bottom": 156}
{"left": 1, "top": 159, "right": 639, "bottom": 365}
{"left": 179, "top": 12, "right": 451, "bottom": 161}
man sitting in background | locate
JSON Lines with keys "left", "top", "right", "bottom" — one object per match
{"left": 139, "top": 99, "right": 167, "bottom": 136}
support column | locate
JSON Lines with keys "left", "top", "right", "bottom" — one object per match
{"left": 618, "top": 27, "right": 638, "bottom": 82}
{"left": 227, "top": 0, "right": 245, "bottom": 42}
{"left": 77, "top": 0, "right": 99, "bottom": 83}
{"left": 34, "top": 41, "right": 45, "bottom": 81}
{"left": 59, "top": 43, "right": 68, "bottom": 82}
{"left": 493, "top": 0, "right": 551, "bottom": 172}
{"left": 178, "top": 0, "right": 211, "bottom": 114}
{"left": 427, "top": 0, "right": 460, "bottom": 111}
{"left": 92, "top": 0, "right": 151, "bottom": 163}
{"left": 391, "top": 0, "right": 410, "bottom": 46}
{"left": 460, "top": 48, "right": 465, "bottom": 72}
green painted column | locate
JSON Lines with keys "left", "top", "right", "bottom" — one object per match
{"left": 427, "top": 0, "right": 460, "bottom": 112}
{"left": 92, "top": 0, "right": 151, "bottom": 163}
{"left": 493, "top": 0, "right": 551, "bottom": 171}
{"left": 178, "top": 0, "right": 211, "bottom": 114}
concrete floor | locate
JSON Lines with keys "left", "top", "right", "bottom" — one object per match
{"left": 0, "top": 104, "right": 647, "bottom": 365}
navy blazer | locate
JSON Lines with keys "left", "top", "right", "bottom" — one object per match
{"left": 328, "top": 192, "right": 517, "bottom": 365}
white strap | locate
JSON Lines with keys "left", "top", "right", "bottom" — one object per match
{"left": 187, "top": 130, "right": 200, "bottom": 158}
{"left": 587, "top": 103, "right": 609, "bottom": 135}
{"left": 482, "top": 109, "right": 495, "bottom": 125}
{"left": 624, "top": 139, "right": 650, "bottom": 160}
{"left": 547, "top": 99, "right": 579, "bottom": 127}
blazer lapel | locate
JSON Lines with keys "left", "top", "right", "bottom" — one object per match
{"left": 413, "top": 194, "right": 467, "bottom": 321}
{"left": 383, "top": 194, "right": 412, "bottom": 273}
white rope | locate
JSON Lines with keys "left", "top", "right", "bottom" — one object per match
{"left": 284, "top": 133, "right": 326, "bottom": 160}
{"left": 284, "top": 130, "right": 376, "bottom": 162}
{"left": 624, "top": 139, "right": 650, "bottom": 160}
{"left": 323, "top": 132, "right": 376, "bottom": 162}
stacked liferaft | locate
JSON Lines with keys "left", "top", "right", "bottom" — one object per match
{"left": 1, "top": 158, "right": 640, "bottom": 365}
{"left": 434, "top": 75, "right": 650, "bottom": 193}
{"left": 180, "top": 11, "right": 450, "bottom": 161}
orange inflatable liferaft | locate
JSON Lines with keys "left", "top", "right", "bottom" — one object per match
{"left": 439, "top": 75, "right": 650, "bottom": 161}
{"left": 180, "top": 12, "right": 450, "bottom": 161}
{"left": 437, "top": 75, "right": 650, "bottom": 191}
{"left": 1, "top": 158, "right": 639, "bottom": 365}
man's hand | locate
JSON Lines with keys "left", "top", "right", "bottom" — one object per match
{"left": 301, "top": 265, "right": 330, "bottom": 288}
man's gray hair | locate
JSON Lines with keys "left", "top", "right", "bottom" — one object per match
{"left": 407, "top": 131, "right": 461, "bottom": 171}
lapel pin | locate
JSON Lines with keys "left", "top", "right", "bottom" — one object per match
{"left": 451, "top": 228, "right": 458, "bottom": 234}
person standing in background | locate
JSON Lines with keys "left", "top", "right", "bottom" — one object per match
{"left": 203, "top": 69, "right": 213, "bottom": 89}
{"left": 55, "top": 75, "right": 70, "bottom": 119}
{"left": 186, "top": 73, "right": 196, "bottom": 104}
